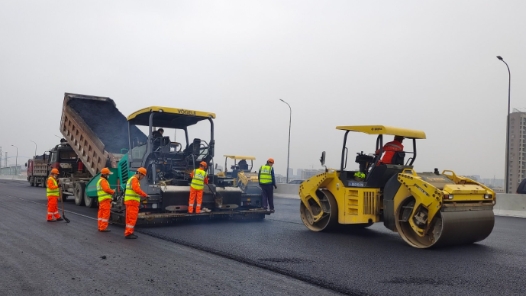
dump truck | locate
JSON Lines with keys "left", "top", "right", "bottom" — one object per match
{"left": 60, "top": 92, "right": 271, "bottom": 225}
{"left": 216, "top": 155, "right": 263, "bottom": 208}
{"left": 59, "top": 93, "right": 138, "bottom": 207}
{"left": 25, "top": 138, "right": 87, "bottom": 197}
{"left": 299, "top": 125, "right": 495, "bottom": 249}
{"left": 25, "top": 155, "right": 48, "bottom": 187}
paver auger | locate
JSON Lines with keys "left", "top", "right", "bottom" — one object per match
{"left": 299, "top": 125, "right": 496, "bottom": 248}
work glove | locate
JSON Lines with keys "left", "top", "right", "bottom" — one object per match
{"left": 274, "top": 185, "right": 277, "bottom": 189}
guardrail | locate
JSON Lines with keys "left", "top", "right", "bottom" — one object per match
{"left": 0, "top": 175, "right": 27, "bottom": 181}
{"left": 275, "top": 184, "right": 526, "bottom": 218}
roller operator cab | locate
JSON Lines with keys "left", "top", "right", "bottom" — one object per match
{"left": 104, "top": 107, "right": 270, "bottom": 225}
{"left": 216, "top": 155, "right": 263, "bottom": 209}
{"left": 298, "top": 125, "right": 496, "bottom": 249}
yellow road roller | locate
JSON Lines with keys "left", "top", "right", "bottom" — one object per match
{"left": 299, "top": 125, "right": 496, "bottom": 248}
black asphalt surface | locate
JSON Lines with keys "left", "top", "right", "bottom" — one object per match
{"left": 0, "top": 179, "right": 337, "bottom": 296}
{"left": 2, "top": 179, "right": 526, "bottom": 296}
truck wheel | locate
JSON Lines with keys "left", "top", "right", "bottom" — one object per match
{"left": 84, "top": 190, "right": 97, "bottom": 208}
{"left": 74, "top": 182, "right": 85, "bottom": 206}
{"left": 30, "top": 177, "right": 34, "bottom": 187}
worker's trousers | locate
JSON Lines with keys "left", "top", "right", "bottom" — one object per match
{"left": 260, "top": 184, "right": 274, "bottom": 210}
{"left": 124, "top": 200, "right": 140, "bottom": 236}
{"left": 47, "top": 196, "right": 61, "bottom": 221}
{"left": 188, "top": 187, "right": 203, "bottom": 214}
{"left": 98, "top": 199, "right": 111, "bottom": 231}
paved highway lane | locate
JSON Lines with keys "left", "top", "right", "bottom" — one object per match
{"left": 0, "top": 180, "right": 339, "bottom": 296}
{"left": 3, "top": 179, "right": 526, "bottom": 295}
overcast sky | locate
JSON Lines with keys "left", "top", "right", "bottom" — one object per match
{"left": 1, "top": 0, "right": 525, "bottom": 178}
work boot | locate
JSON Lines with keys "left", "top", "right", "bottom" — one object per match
{"left": 125, "top": 234, "right": 138, "bottom": 239}
{"left": 270, "top": 209, "right": 275, "bottom": 213}
{"left": 56, "top": 218, "right": 64, "bottom": 221}
{"left": 99, "top": 229, "right": 111, "bottom": 232}
{"left": 47, "top": 220, "right": 56, "bottom": 222}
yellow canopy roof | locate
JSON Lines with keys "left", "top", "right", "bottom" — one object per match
{"left": 127, "top": 106, "right": 216, "bottom": 128}
{"left": 336, "top": 125, "right": 426, "bottom": 139}
{"left": 224, "top": 155, "right": 256, "bottom": 160}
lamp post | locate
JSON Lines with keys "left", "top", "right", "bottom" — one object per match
{"left": 11, "top": 145, "right": 18, "bottom": 176}
{"left": 30, "top": 140, "right": 37, "bottom": 156}
{"left": 279, "top": 99, "right": 292, "bottom": 183}
{"left": 497, "top": 56, "right": 511, "bottom": 193}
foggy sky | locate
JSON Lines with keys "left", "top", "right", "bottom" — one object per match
{"left": 1, "top": 0, "right": 525, "bottom": 178}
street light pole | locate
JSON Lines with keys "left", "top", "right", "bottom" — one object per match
{"left": 279, "top": 99, "right": 292, "bottom": 183}
{"left": 11, "top": 145, "right": 18, "bottom": 176}
{"left": 497, "top": 56, "right": 511, "bottom": 193}
{"left": 30, "top": 140, "right": 37, "bottom": 156}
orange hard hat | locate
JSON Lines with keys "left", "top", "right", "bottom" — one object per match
{"left": 137, "top": 167, "right": 147, "bottom": 176}
{"left": 267, "top": 158, "right": 274, "bottom": 164}
{"left": 50, "top": 168, "right": 59, "bottom": 175}
{"left": 200, "top": 161, "right": 208, "bottom": 168}
{"left": 101, "top": 168, "right": 113, "bottom": 175}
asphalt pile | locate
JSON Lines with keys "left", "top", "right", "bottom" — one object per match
{"left": 68, "top": 98, "right": 147, "bottom": 153}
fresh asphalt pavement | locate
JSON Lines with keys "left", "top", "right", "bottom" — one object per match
{"left": 2, "top": 179, "right": 526, "bottom": 296}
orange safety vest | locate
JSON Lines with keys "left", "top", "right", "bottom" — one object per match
{"left": 380, "top": 141, "right": 403, "bottom": 164}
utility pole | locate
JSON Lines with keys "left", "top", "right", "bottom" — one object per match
{"left": 5, "top": 152, "right": 7, "bottom": 171}
{"left": 0, "top": 146, "right": 2, "bottom": 175}
{"left": 497, "top": 56, "right": 511, "bottom": 193}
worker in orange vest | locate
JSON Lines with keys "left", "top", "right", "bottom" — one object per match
{"left": 124, "top": 167, "right": 149, "bottom": 239}
{"left": 188, "top": 161, "right": 209, "bottom": 214}
{"left": 97, "top": 168, "right": 115, "bottom": 232}
{"left": 376, "top": 135, "right": 404, "bottom": 164}
{"left": 46, "top": 168, "right": 63, "bottom": 222}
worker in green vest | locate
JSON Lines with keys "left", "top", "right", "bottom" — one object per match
{"left": 97, "top": 168, "right": 115, "bottom": 232}
{"left": 188, "top": 161, "right": 209, "bottom": 214}
{"left": 258, "top": 158, "right": 277, "bottom": 213}
{"left": 124, "top": 167, "right": 149, "bottom": 239}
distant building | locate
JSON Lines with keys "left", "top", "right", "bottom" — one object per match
{"left": 275, "top": 174, "right": 287, "bottom": 184}
{"left": 480, "top": 178, "right": 504, "bottom": 188}
{"left": 301, "top": 169, "right": 325, "bottom": 179}
{"left": 297, "top": 169, "right": 304, "bottom": 179}
{"left": 507, "top": 109, "right": 526, "bottom": 192}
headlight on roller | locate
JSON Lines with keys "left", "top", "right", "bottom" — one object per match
{"left": 443, "top": 194, "right": 454, "bottom": 200}
{"left": 484, "top": 194, "right": 492, "bottom": 199}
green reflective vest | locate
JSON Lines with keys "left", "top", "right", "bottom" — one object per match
{"left": 124, "top": 176, "right": 141, "bottom": 202}
{"left": 190, "top": 169, "right": 207, "bottom": 190}
{"left": 259, "top": 165, "right": 273, "bottom": 184}
{"left": 46, "top": 177, "right": 59, "bottom": 197}
{"left": 97, "top": 178, "right": 112, "bottom": 202}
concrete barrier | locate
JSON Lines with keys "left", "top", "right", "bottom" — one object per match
{"left": 494, "top": 194, "right": 526, "bottom": 218}
{"left": 275, "top": 184, "right": 300, "bottom": 195}
{"left": 0, "top": 175, "right": 26, "bottom": 181}
{"left": 275, "top": 184, "right": 526, "bottom": 218}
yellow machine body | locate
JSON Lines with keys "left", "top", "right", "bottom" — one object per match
{"left": 216, "top": 155, "right": 263, "bottom": 208}
{"left": 299, "top": 125, "right": 496, "bottom": 248}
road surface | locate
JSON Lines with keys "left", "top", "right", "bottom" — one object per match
{"left": 2, "top": 179, "right": 526, "bottom": 295}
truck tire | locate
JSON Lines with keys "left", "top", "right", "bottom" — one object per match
{"left": 84, "top": 190, "right": 97, "bottom": 208}
{"left": 74, "top": 182, "right": 85, "bottom": 206}
{"left": 30, "top": 177, "right": 34, "bottom": 187}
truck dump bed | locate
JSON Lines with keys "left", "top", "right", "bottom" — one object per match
{"left": 59, "top": 93, "right": 147, "bottom": 176}
{"left": 30, "top": 157, "right": 48, "bottom": 177}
